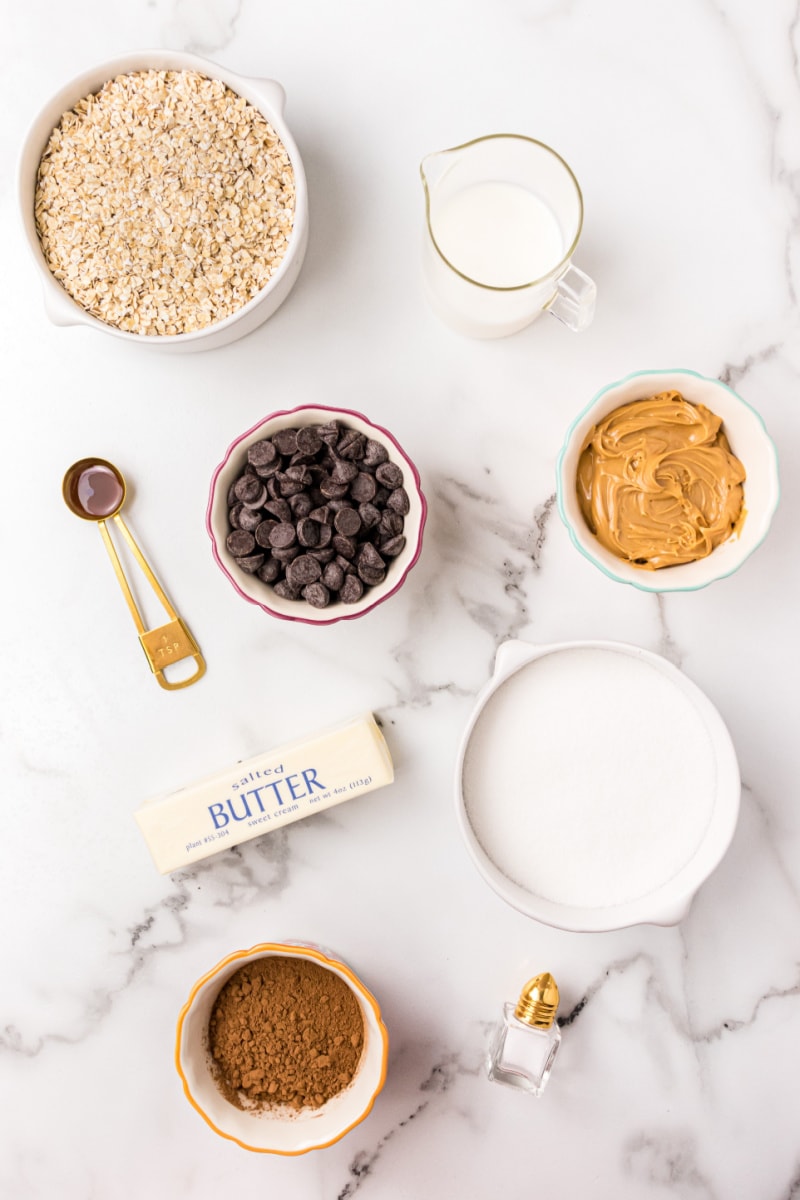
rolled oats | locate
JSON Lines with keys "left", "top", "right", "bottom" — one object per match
{"left": 34, "top": 70, "right": 296, "bottom": 336}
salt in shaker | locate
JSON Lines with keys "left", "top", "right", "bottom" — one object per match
{"left": 486, "top": 972, "right": 561, "bottom": 1097}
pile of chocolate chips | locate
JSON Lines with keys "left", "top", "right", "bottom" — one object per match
{"left": 226, "top": 420, "right": 409, "bottom": 608}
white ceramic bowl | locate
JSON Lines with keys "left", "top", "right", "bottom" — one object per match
{"left": 556, "top": 368, "right": 780, "bottom": 591}
{"left": 18, "top": 51, "right": 308, "bottom": 352}
{"left": 207, "top": 405, "right": 427, "bottom": 624}
{"left": 456, "top": 638, "right": 741, "bottom": 932}
{"left": 175, "top": 942, "right": 389, "bottom": 1154}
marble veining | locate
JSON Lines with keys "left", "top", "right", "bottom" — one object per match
{"left": 337, "top": 1055, "right": 478, "bottom": 1200}
{"left": 2, "top": 0, "right": 800, "bottom": 1196}
{"left": 164, "top": 0, "right": 243, "bottom": 56}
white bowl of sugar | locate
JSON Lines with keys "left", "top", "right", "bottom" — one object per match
{"left": 456, "top": 638, "right": 740, "bottom": 932}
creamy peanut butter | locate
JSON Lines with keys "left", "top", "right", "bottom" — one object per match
{"left": 576, "top": 391, "right": 746, "bottom": 569}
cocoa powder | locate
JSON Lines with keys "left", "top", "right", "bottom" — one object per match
{"left": 208, "top": 956, "right": 365, "bottom": 1111}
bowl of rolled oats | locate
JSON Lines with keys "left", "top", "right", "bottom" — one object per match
{"left": 19, "top": 51, "right": 307, "bottom": 350}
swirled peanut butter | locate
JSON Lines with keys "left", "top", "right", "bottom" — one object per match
{"left": 576, "top": 391, "right": 746, "bottom": 569}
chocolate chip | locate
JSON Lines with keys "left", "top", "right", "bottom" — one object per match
{"left": 318, "top": 421, "right": 340, "bottom": 446}
{"left": 273, "top": 579, "right": 302, "bottom": 601}
{"left": 242, "top": 483, "right": 268, "bottom": 510}
{"left": 254, "top": 458, "right": 280, "bottom": 479}
{"left": 302, "top": 582, "right": 331, "bottom": 608}
{"left": 376, "top": 462, "right": 403, "bottom": 489}
{"left": 350, "top": 472, "right": 377, "bottom": 503}
{"left": 272, "top": 544, "right": 301, "bottom": 563}
{"left": 229, "top": 502, "right": 244, "bottom": 529}
{"left": 296, "top": 426, "right": 323, "bottom": 456}
{"left": 380, "top": 511, "right": 404, "bottom": 538}
{"left": 255, "top": 519, "right": 278, "bottom": 548}
{"left": 316, "top": 522, "right": 333, "bottom": 548}
{"left": 322, "top": 561, "right": 345, "bottom": 591}
{"left": 289, "top": 492, "right": 313, "bottom": 519}
{"left": 238, "top": 506, "right": 263, "bottom": 532}
{"left": 387, "top": 487, "right": 410, "bottom": 515}
{"left": 287, "top": 555, "right": 322, "bottom": 587}
{"left": 340, "top": 575, "right": 364, "bottom": 604}
{"left": 285, "top": 464, "right": 313, "bottom": 486}
{"left": 358, "top": 565, "right": 386, "bottom": 587}
{"left": 336, "top": 554, "right": 357, "bottom": 574}
{"left": 337, "top": 430, "right": 366, "bottom": 460}
{"left": 334, "top": 508, "right": 362, "bottom": 538}
{"left": 358, "top": 502, "right": 381, "bottom": 529}
{"left": 333, "top": 534, "right": 357, "bottom": 559}
{"left": 234, "top": 476, "right": 265, "bottom": 504}
{"left": 269, "top": 522, "right": 297, "bottom": 549}
{"left": 330, "top": 460, "right": 358, "bottom": 485}
{"left": 227, "top": 530, "right": 255, "bottom": 556}
{"left": 277, "top": 474, "right": 305, "bottom": 498}
{"left": 320, "top": 476, "right": 350, "bottom": 500}
{"left": 235, "top": 553, "right": 265, "bottom": 574}
{"left": 264, "top": 498, "right": 292, "bottom": 523}
{"left": 273, "top": 429, "right": 299, "bottom": 456}
{"left": 380, "top": 535, "right": 407, "bottom": 557}
{"left": 257, "top": 557, "right": 281, "bottom": 583}
{"left": 248, "top": 440, "right": 278, "bottom": 469}
{"left": 310, "top": 505, "right": 333, "bottom": 525}
{"left": 364, "top": 439, "right": 389, "bottom": 467}
{"left": 309, "top": 546, "right": 336, "bottom": 564}
{"left": 297, "top": 517, "right": 321, "bottom": 548}
{"left": 227, "top": 482, "right": 238, "bottom": 506}
{"left": 358, "top": 542, "right": 385, "bottom": 573}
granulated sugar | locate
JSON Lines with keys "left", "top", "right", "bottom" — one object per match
{"left": 462, "top": 648, "right": 716, "bottom": 909}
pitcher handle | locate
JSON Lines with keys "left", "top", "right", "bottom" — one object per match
{"left": 547, "top": 265, "right": 596, "bottom": 333}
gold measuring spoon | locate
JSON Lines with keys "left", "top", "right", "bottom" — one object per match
{"left": 63, "top": 458, "right": 206, "bottom": 691}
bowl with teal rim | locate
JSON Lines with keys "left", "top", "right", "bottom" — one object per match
{"left": 556, "top": 368, "right": 780, "bottom": 592}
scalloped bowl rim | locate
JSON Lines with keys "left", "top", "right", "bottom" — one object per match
{"left": 175, "top": 942, "right": 389, "bottom": 1154}
{"left": 555, "top": 367, "right": 781, "bottom": 592}
{"left": 206, "top": 404, "right": 427, "bottom": 624}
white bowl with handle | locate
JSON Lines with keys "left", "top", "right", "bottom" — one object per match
{"left": 456, "top": 637, "right": 741, "bottom": 932}
{"left": 18, "top": 50, "right": 308, "bottom": 351}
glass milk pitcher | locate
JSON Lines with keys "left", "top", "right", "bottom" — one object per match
{"left": 420, "top": 134, "right": 596, "bottom": 338}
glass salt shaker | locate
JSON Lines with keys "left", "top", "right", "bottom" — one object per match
{"left": 486, "top": 972, "right": 562, "bottom": 1097}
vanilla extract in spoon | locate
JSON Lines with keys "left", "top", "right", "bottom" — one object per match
{"left": 63, "top": 457, "right": 206, "bottom": 691}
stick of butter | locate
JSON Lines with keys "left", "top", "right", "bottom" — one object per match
{"left": 135, "top": 713, "right": 393, "bottom": 874}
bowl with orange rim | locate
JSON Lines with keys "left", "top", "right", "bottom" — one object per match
{"left": 175, "top": 941, "right": 389, "bottom": 1153}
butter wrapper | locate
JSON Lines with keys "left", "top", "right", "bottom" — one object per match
{"left": 135, "top": 713, "right": 393, "bottom": 874}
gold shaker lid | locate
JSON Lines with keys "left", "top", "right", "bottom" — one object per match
{"left": 514, "top": 972, "right": 559, "bottom": 1028}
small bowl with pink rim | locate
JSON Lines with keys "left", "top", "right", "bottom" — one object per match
{"left": 175, "top": 941, "right": 389, "bottom": 1154}
{"left": 207, "top": 405, "right": 426, "bottom": 623}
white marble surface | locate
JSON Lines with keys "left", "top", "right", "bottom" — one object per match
{"left": 2, "top": 1, "right": 800, "bottom": 1196}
